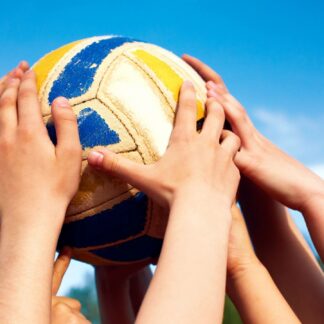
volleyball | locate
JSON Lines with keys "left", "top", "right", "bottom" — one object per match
{"left": 33, "top": 36, "right": 206, "bottom": 266}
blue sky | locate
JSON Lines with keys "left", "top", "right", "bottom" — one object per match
{"left": 1, "top": 0, "right": 323, "bottom": 293}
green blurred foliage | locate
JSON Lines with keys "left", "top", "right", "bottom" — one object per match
{"left": 223, "top": 295, "right": 242, "bottom": 324}
{"left": 67, "top": 272, "right": 100, "bottom": 324}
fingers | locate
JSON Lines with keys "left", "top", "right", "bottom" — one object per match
{"left": 207, "top": 85, "right": 255, "bottom": 146}
{"left": 182, "top": 54, "right": 227, "bottom": 90}
{"left": 17, "top": 70, "right": 43, "bottom": 127}
{"left": 170, "top": 81, "right": 197, "bottom": 141}
{"left": 220, "top": 130, "right": 241, "bottom": 156}
{"left": 0, "top": 77, "right": 21, "bottom": 133}
{"left": 201, "top": 98, "right": 225, "bottom": 140}
{"left": 18, "top": 61, "right": 29, "bottom": 72}
{"left": 52, "top": 297, "right": 81, "bottom": 311}
{"left": 52, "top": 247, "right": 72, "bottom": 295}
{"left": 0, "top": 63, "right": 27, "bottom": 97}
{"left": 51, "top": 97, "right": 82, "bottom": 159}
{"left": 88, "top": 149, "right": 151, "bottom": 193}
{"left": 206, "top": 80, "right": 228, "bottom": 96}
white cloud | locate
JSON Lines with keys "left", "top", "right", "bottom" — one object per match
{"left": 251, "top": 107, "right": 324, "bottom": 164}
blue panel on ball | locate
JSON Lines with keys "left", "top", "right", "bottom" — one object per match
{"left": 48, "top": 36, "right": 135, "bottom": 104}
{"left": 46, "top": 120, "right": 57, "bottom": 145}
{"left": 58, "top": 193, "right": 148, "bottom": 249}
{"left": 78, "top": 107, "right": 120, "bottom": 149}
{"left": 46, "top": 107, "right": 120, "bottom": 149}
{"left": 91, "top": 235, "right": 163, "bottom": 262}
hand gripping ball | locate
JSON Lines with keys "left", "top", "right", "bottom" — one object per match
{"left": 33, "top": 36, "right": 206, "bottom": 266}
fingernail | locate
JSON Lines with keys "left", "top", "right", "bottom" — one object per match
{"left": 7, "top": 77, "right": 19, "bottom": 85}
{"left": 206, "top": 81, "right": 217, "bottom": 89}
{"left": 88, "top": 151, "right": 104, "bottom": 167}
{"left": 54, "top": 97, "right": 70, "bottom": 108}
{"left": 207, "top": 89, "right": 219, "bottom": 97}
{"left": 183, "top": 80, "right": 193, "bottom": 87}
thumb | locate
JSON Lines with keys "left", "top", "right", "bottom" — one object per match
{"left": 52, "top": 247, "right": 72, "bottom": 295}
{"left": 87, "top": 149, "right": 152, "bottom": 192}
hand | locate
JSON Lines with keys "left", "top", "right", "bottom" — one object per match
{"left": 227, "top": 205, "right": 258, "bottom": 279}
{"left": 0, "top": 67, "right": 82, "bottom": 226}
{"left": 88, "top": 81, "right": 241, "bottom": 209}
{"left": 183, "top": 54, "right": 324, "bottom": 212}
{"left": 0, "top": 61, "right": 29, "bottom": 92}
{"left": 52, "top": 248, "right": 90, "bottom": 324}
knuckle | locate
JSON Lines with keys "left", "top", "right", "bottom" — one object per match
{"left": 18, "top": 125, "right": 35, "bottom": 140}
{"left": 208, "top": 101, "right": 225, "bottom": 118}
{"left": 0, "top": 136, "right": 14, "bottom": 151}
{"left": 70, "top": 299, "right": 81, "bottom": 311}
{"left": 232, "top": 104, "right": 247, "bottom": 121}
{"left": 55, "top": 302, "right": 71, "bottom": 313}
{"left": 0, "top": 94, "right": 14, "bottom": 107}
{"left": 57, "top": 110, "right": 77, "bottom": 123}
{"left": 105, "top": 153, "right": 120, "bottom": 173}
{"left": 65, "top": 143, "right": 82, "bottom": 157}
{"left": 19, "top": 88, "right": 35, "bottom": 101}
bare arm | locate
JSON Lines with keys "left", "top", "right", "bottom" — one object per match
{"left": 239, "top": 178, "right": 324, "bottom": 324}
{"left": 88, "top": 81, "right": 241, "bottom": 324}
{"left": 183, "top": 54, "right": 324, "bottom": 260}
{"left": 226, "top": 205, "right": 300, "bottom": 324}
{"left": 95, "top": 262, "right": 151, "bottom": 324}
{"left": 136, "top": 193, "right": 232, "bottom": 324}
{"left": 0, "top": 65, "right": 82, "bottom": 323}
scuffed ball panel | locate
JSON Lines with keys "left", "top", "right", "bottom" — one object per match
{"left": 48, "top": 36, "right": 135, "bottom": 104}
{"left": 58, "top": 192, "right": 148, "bottom": 249}
{"left": 33, "top": 35, "right": 207, "bottom": 265}
{"left": 90, "top": 235, "right": 163, "bottom": 262}
{"left": 33, "top": 40, "right": 82, "bottom": 93}
{"left": 98, "top": 54, "right": 174, "bottom": 162}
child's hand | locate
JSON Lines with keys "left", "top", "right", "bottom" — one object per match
{"left": 88, "top": 81, "right": 241, "bottom": 209}
{"left": 51, "top": 248, "right": 90, "bottom": 324}
{"left": 183, "top": 54, "right": 324, "bottom": 212}
{"left": 0, "top": 68, "right": 82, "bottom": 226}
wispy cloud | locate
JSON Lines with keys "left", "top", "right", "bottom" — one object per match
{"left": 251, "top": 107, "right": 324, "bottom": 164}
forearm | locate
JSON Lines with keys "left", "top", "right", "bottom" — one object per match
{"left": 95, "top": 267, "right": 135, "bottom": 324}
{"left": 301, "top": 193, "right": 324, "bottom": 260}
{"left": 239, "top": 178, "right": 324, "bottom": 323}
{"left": 129, "top": 266, "right": 152, "bottom": 316}
{"left": 228, "top": 259, "right": 300, "bottom": 324}
{"left": 136, "top": 191, "right": 231, "bottom": 324}
{"left": 0, "top": 208, "right": 64, "bottom": 324}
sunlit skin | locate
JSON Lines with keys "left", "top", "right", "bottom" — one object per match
{"left": 225, "top": 205, "right": 300, "bottom": 323}
{"left": 0, "top": 64, "right": 82, "bottom": 324}
{"left": 88, "top": 81, "right": 241, "bottom": 324}
{"left": 182, "top": 54, "right": 324, "bottom": 323}
{"left": 95, "top": 262, "right": 152, "bottom": 324}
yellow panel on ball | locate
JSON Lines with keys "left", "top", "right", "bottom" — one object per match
{"left": 33, "top": 36, "right": 206, "bottom": 266}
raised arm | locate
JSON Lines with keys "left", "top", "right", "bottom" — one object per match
{"left": 227, "top": 205, "right": 300, "bottom": 324}
{"left": 183, "top": 54, "right": 324, "bottom": 260}
{"left": 0, "top": 65, "right": 82, "bottom": 323}
{"left": 88, "top": 81, "right": 241, "bottom": 324}
{"left": 182, "top": 54, "right": 324, "bottom": 323}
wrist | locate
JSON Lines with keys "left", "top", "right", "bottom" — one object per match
{"left": 1, "top": 204, "right": 66, "bottom": 242}
{"left": 173, "top": 184, "right": 233, "bottom": 211}
{"left": 171, "top": 188, "right": 232, "bottom": 227}
{"left": 227, "top": 255, "right": 262, "bottom": 294}
{"left": 299, "top": 180, "right": 324, "bottom": 214}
